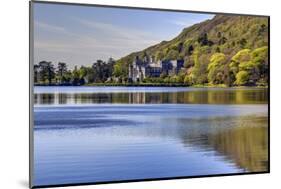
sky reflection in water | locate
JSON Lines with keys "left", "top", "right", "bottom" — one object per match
{"left": 33, "top": 87, "right": 268, "bottom": 186}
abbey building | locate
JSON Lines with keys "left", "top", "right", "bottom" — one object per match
{"left": 128, "top": 54, "right": 184, "bottom": 82}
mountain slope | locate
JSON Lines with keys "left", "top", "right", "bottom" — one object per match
{"left": 114, "top": 14, "right": 268, "bottom": 86}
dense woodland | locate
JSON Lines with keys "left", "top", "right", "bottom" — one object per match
{"left": 34, "top": 15, "right": 268, "bottom": 87}
{"left": 34, "top": 58, "right": 115, "bottom": 85}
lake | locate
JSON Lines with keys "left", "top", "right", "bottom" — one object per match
{"left": 33, "top": 87, "right": 268, "bottom": 186}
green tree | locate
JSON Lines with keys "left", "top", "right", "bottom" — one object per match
{"left": 57, "top": 62, "right": 67, "bottom": 84}
{"left": 229, "top": 49, "right": 251, "bottom": 85}
{"left": 235, "top": 71, "right": 249, "bottom": 85}
{"left": 208, "top": 53, "right": 227, "bottom": 84}
{"left": 79, "top": 66, "right": 87, "bottom": 79}
{"left": 239, "top": 38, "right": 247, "bottom": 48}
{"left": 251, "top": 46, "right": 268, "bottom": 84}
{"left": 34, "top": 64, "right": 39, "bottom": 83}
{"left": 72, "top": 66, "right": 80, "bottom": 85}
{"left": 165, "top": 49, "right": 179, "bottom": 60}
{"left": 188, "top": 45, "right": 194, "bottom": 55}
{"left": 84, "top": 67, "right": 95, "bottom": 83}
{"left": 191, "top": 51, "right": 208, "bottom": 84}
{"left": 38, "top": 61, "right": 55, "bottom": 85}
{"left": 198, "top": 33, "right": 209, "bottom": 46}
{"left": 113, "top": 60, "right": 127, "bottom": 79}
{"left": 91, "top": 59, "right": 114, "bottom": 83}
{"left": 184, "top": 74, "right": 193, "bottom": 85}
{"left": 229, "top": 47, "right": 268, "bottom": 85}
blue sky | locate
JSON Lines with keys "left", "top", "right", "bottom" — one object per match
{"left": 34, "top": 3, "right": 214, "bottom": 68}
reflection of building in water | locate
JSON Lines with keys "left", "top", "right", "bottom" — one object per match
{"left": 34, "top": 89, "right": 268, "bottom": 105}
{"left": 128, "top": 92, "right": 180, "bottom": 104}
{"left": 128, "top": 92, "right": 146, "bottom": 104}
{"left": 54, "top": 93, "right": 59, "bottom": 105}
{"left": 128, "top": 54, "right": 184, "bottom": 82}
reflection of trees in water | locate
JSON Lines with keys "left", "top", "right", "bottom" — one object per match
{"left": 186, "top": 89, "right": 268, "bottom": 104}
{"left": 58, "top": 93, "right": 67, "bottom": 104}
{"left": 34, "top": 89, "right": 268, "bottom": 105}
{"left": 178, "top": 116, "right": 268, "bottom": 172}
{"left": 33, "top": 91, "right": 268, "bottom": 172}
{"left": 34, "top": 93, "right": 55, "bottom": 104}
{"left": 210, "top": 125, "right": 268, "bottom": 172}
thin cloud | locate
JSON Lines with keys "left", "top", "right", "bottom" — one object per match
{"left": 35, "top": 20, "right": 79, "bottom": 37}
{"left": 35, "top": 21, "right": 66, "bottom": 33}
{"left": 35, "top": 18, "right": 164, "bottom": 65}
{"left": 168, "top": 15, "right": 213, "bottom": 27}
{"left": 76, "top": 18, "right": 159, "bottom": 42}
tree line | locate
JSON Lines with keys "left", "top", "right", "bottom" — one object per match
{"left": 181, "top": 46, "right": 269, "bottom": 86}
{"left": 34, "top": 47, "right": 268, "bottom": 87}
{"left": 115, "top": 46, "right": 268, "bottom": 87}
{"left": 34, "top": 58, "right": 115, "bottom": 85}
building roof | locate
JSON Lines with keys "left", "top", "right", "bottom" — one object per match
{"left": 148, "top": 63, "right": 161, "bottom": 68}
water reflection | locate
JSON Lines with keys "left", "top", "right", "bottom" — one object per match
{"left": 177, "top": 116, "right": 268, "bottom": 172}
{"left": 33, "top": 87, "right": 269, "bottom": 185}
{"left": 210, "top": 125, "right": 268, "bottom": 172}
{"left": 34, "top": 88, "right": 268, "bottom": 105}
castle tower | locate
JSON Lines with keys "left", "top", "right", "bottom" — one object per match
{"left": 150, "top": 55, "right": 154, "bottom": 63}
{"left": 128, "top": 63, "right": 133, "bottom": 79}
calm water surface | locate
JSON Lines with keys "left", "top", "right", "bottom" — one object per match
{"left": 33, "top": 87, "right": 268, "bottom": 186}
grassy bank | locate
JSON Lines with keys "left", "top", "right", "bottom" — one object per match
{"left": 35, "top": 82, "right": 268, "bottom": 88}
{"left": 85, "top": 83, "right": 190, "bottom": 87}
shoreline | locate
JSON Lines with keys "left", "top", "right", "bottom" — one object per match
{"left": 34, "top": 83, "right": 268, "bottom": 88}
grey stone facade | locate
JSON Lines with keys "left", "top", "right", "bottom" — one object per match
{"left": 128, "top": 55, "right": 184, "bottom": 82}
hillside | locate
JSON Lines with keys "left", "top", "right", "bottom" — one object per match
{"left": 113, "top": 14, "right": 269, "bottom": 86}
